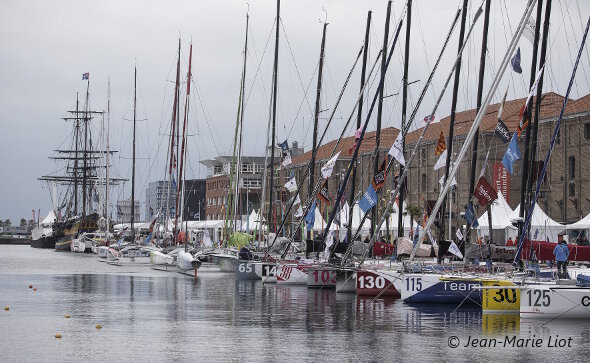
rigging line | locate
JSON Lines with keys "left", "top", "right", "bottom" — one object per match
{"left": 279, "top": 18, "right": 316, "bottom": 120}
{"left": 285, "top": 61, "right": 318, "bottom": 142}
{"left": 245, "top": 18, "right": 274, "bottom": 107}
{"left": 499, "top": 0, "right": 525, "bottom": 98}
{"left": 562, "top": 0, "right": 590, "bottom": 92}
{"left": 192, "top": 82, "right": 220, "bottom": 156}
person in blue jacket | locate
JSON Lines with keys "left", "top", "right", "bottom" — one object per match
{"left": 553, "top": 240, "right": 570, "bottom": 278}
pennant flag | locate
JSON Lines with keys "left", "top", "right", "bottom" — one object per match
{"left": 448, "top": 241, "right": 464, "bottom": 259}
{"left": 372, "top": 157, "right": 387, "bottom": 190}
{"left": 294, "top": 205, "right": 304, "bottom": 218}
{"left": 427, "top": 228, "right": 438, "bottom": 249}
{"left": 495, "top": 120, "right": 511, "bottom": 143}
{"left": 523, "top": 17, "right": 536, "bottom": 44}
{"left": 456, "top": 228, "right": 464, "bottom": 241}
{"left": 359, "top": 184, "right": 378, "bottom": 213}
{"left": 282, "top": 152, "right": 292, "bottom": 167}
{"left": 291, "top": 194, "right": 301, "bottom": 206}
{"left": 473, "top": 176, "right": 498, "bottom": 207}
{"left": 510, "top": 47, "right": 522, "bottom": 74}
{"left": 283, "top": 177, "right": 297, "bottom": 192}
{"left": 434, "top": 149, "right": 447, "bottom": 170}
{"left": 321, "top": 152, "right": 340, "bottom": 179}
{"left": 324, "top": 231, "right": 334, "bottom": 258}
{"left": 279, "top": 139, "right": 289, "bottom": 152}
{"left": 82, "top": 72, "right": 89, "bottom": 80}
{"left": 388, "top": 132, "right": 405, "bottom": 166}
{"left": 502, "top": 133, "right": 521, "bottom": 174}
{"left": 439, "top": 174, "right": 457, "bottom": 189}
{"left": 305, "top": 200, "right": 317, "bottom": 231}
{"left": 463, "top": 202, "right": 479, "bottom": 229}
{"left": 354, "top": 127, "right": 362, "bottom": 139}
{"left": 318, "top": 179, "right": 331, "bottom": 205}
{"left": 435, "top": 131, "right": 447, "bottom": 156}
{"left": 424, "top": 115, "right": 436, "bottom": 123}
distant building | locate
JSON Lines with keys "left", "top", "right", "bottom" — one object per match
{"left": 200, "top": 155, "right": 269, "bottom": 221}
{"left": 116, "top": 199, "right": 140, "bottom": 224}
{"left": 144, "top": 179, "right": 206, "bottom": 222}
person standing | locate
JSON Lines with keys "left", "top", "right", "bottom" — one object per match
{"left": 553, "top": 240, "right": 570, "bottom": 279}
{"left": 506, "top": 237, "right": 514, "bottom": 246}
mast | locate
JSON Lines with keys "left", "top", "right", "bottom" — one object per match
{"left": 467, "top": 0, "right": 492, "bottom": 243}
{"left": 527, "top": 0, "right": 552, "bottom": 226}
{"left": 236, "top": 12, "right": 249, "bottom": 231}
{"left": 308, "top": 21, "right": 328, "bottom": 239}
{"left": 74, "top": 94, "right": 79, "bottom": 215}
{"left": 349, "top": 11, "right": 371, "bottom": 243}
{"left": 82, "top": 79, "right": 90, "bottom": 216}
{"left": 131, "top": 66, "right": 137, "bottom": 239}
{"left": 518, "top": 0, "right": 544, "bottom": 237}
{"left": 440, "top": 0, "right": 468, "bottom": 242}
{"left": 268, "top": 0, "right": 280, "bottom": 236}
{"left": 398, "top": 0, "right": 411, "bottom": 239}
{"left": 371, "top": 0, "right": 392, "bottom": 237}
{"left": 167, "top": 38, "right": 181, "bottom": 239}
{"left": 106, "top": 79, "right": 111, "bottom": 241}
{"left": 175, "top": 43, "right": 193, "bottom": 243}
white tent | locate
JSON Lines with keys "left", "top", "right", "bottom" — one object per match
{"left": 241, "top": 209, "right": 265, "bottom": 232}
{"left": 508, "top": 203, "right": 564, "bottom": 242}
{"left": 339, "top": 201, "right": 371, "bottom": 232}
{"left": 310, "top": 205, "right": 337, "bottom": 232}
{"left": 566, "top": 213, "right": 590, "bottom": 231}
{"left": 40, "top": 210, "right": 56, "bottom": 226}
{"left": 476, "top": 193, "right": 518, "bottom": 243}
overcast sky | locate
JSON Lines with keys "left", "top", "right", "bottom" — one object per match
{"left": 1, "top": 0, "right": 589, "bottom": 223}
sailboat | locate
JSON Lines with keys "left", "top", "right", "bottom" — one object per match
{"left": 39, "top": 75, "right": 125, "bottom": 252}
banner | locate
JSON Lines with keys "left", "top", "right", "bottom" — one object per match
{"left": 305, "top": 200, "right": 317, "bottom": 231}
{"left": 388, "top": 132, "right": 405, "bottom": 166}
{"left": 448, "top": 241, "right": 464, "bottom": 259}
{"left": 435, "top": 131, "right": 446, "bottom": 156}
{"left": 321, "top": 152, "right": 340, "bottom": 179}
{"left": 463, "top": 202, "right": 479, "bottom": 229}
{"left": 372, "top": 157, "right": 387, "bottom": 190}
{"left": 318, "top": 180, "right": 331, "bottom": 205}
{"left": 283, "top": 177, "right": 297, "bottom": 192}
{"left": 492, "top": 162, "right": 510, "bottom": 203}
{"left": 473, "top": 176, "right": 498, "bottom": 207}
{"left": 495, "top": 120, "right": 511, "bottom": 143}
{"left": 359, "top": 184, "right": 378, "bottom": 213}
{"left": 502, "top": 132, "right": 521, "bottom": 174}
{"left": 434, "top": 149, "right": 447, "bottom": 170}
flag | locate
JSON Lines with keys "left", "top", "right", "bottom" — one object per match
{"left": 82, "top": 72, "right": 89, "bottom": 80}
{"left": 305, "top": 200, "right": 317, "bottom": 231}
{"left": 427, "top": 228, "right": 438, "bottom": 249}
{"left": 294, "top": 205, "right": 304, "bottom": 218}
{"left": 463, "top": 202, "right": 479, "bottom": 229}
{"left": 435, "top": 131, "right": 446, "bottom": 156}
{"left": 523, "top": 17, "right": 536, "bottom": 44}
{"left": 349, "top": 127, "right": 363, "bottom": 155}
{"left": 434, "top": 149, "right": 447, "bottom": 170}
{"left": 510, "top": 47, "right": 522, "bottom": 74}
{"left": 388, "top": 132, "right": 405, "bottom": 166}
{"left": 279, "top": 139, "right": 289, "bottom": 152}
{"left": 359, "top": 184, "right": 378, "bottom": 213}
{"left": 502, "top": 133, "right": 521, "bottom": 174}
{"left": 372, "top": 157, "right": 387, "bottom": 190}
{"left": 283, "top": 177, "right": 297, "bottom": 192}
{"left": 143, "top": 232, "right": 153, "bottom": 246}
{"left": 456, "top": 228, "right": 464, "bottom": 241}
{"left": 318, "top": 179, "right": 331, "bottom": 205}
{"left": 149, "top": 211, "right": 159, "bottom": 233}
{"left": 354, "top": 127, "right": 362, "bottom": 139}
{"left": 424, "top": 115, "right": 436, "bottom": 123}
{"left": 321, "top": 152, "right": 340, "bottom": 179}
{"left": 448, "top": 241, "right": 464, "bottom": 259}
{"left": 282, "top": 152, "right": 292, "bottom": 167}
{"left": 495, "top": 120, "right": 511, "bottom": 143}
{"left": 290, "top": 194, "right": 301, "bottom": 206}
{"left": 324, "top": 231, "right": 334, "bottom": 258}
{"left": 473, "top": 176, "right": 498, "bottom": 207}
{"left": 517, "top": 66, "right": 545, "bottom": 137}
{"left": 439, "top": 174, "right": 457, "bottom": 189}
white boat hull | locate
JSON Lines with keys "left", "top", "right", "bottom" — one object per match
{"left": 520, "top": 285, "right": 590, "bottom": 319}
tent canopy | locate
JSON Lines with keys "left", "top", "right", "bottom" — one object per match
{"left": 477, "top": 193, "right": 515, "bottom": 229}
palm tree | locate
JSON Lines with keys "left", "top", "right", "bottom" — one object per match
{"left": 404, "top": 204, "right": 422, "bottom": 236}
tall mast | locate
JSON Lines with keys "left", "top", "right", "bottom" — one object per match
{"left": 467, "top": 0, "right": 492, "bottom": 242}
{"left": 349, "top": 11, "right": 372, "bottom": 242}
{"left": 518, "top": 0, "right": 544, "bottom": 236}
{"left": 131, "top": 66, "right": 137, "bottom": 238}
{"left": 166, "top": 39, "right": 181, "bottom": 240}
{"left": 440, "top": 0, "right": 468, "bottom": 242}
{"left": 371, "top": 0, "right": 392, "bottom": 237}
{"left": 236, "top": 13, "right": 249, "bottom": 230}
{"left": 175, "top": 43, "right": 193, "bottom": 243}
{"left": 398, "top": 0, "right": 412, "bottom": 239}
{"left": 268, "top": 0, "right": 280, "bottom": 236}
{"left": 106, "top": 79, "right": 111, "bottom": 240}
{"left": 74, "top": 93, "right": 79, "bottom": 215}
{"left": 82, "top": 79, "right": 90, "bottom": 216}
{"left": 308, "top": 21, "right": 328, "bottom": 239}
{"left": 527, "top": 0, "right": 552, "bottom": 225}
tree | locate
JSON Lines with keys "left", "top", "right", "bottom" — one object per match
{"left": 4, "top": 219, "right": 11, "bottom": 227}
{"left": 20, "top": 218, "right": 27, "bottom": 227}
{"left": 28, "top": 219, "right": 36, "bottom": 228}
{"left": 404, "top": 204, "right": 422, "bottom": 236}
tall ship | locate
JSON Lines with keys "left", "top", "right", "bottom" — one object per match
{"left": 38, "top": 77, "right": 125, "bottom": 251}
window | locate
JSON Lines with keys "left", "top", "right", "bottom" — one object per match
{"left": 569, "top": 183, "right": 576, "bottom": 197}
{"left": 585, "top": 123, "right": 590, "bottom": 140}
{"left": 421, "top": 173, "right": 427, "bottom": 192}
{"left": 420, "top": 148, "right": 427, "bottom": 166}
{"left": 569, "top": 156, "right": 575, "bottom": 179}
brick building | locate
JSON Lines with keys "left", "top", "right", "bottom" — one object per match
{"left": 275, "top": 91, "right": 590, "bottom": 239}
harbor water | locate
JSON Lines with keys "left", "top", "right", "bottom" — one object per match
{"left": 1, "top": 245, "right": 590, "bottom": 362}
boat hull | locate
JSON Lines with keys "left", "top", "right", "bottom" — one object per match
{"left": 307, "top": 267, "right": 337, "bottom": 289}
{"left": 401, "top": 274, "right": 482, "bottom": 304}
{"left": 235, "top": 261, "right": 260, "bottom": 280}
{"left": 335, "top": 269, "right": 356, "bottom": 293}
{"left": 356, "top": 269, "right": 401, "bottom": 297}
{"left": 276, "top": 264, "right": 310, "bottom": 285}
{"left": 520, "top": 285, "right": 590, "bottom": 319}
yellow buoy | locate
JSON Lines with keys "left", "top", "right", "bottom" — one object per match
{"left": 95, "top": 324, "right": 102, "bottom": 329}
{"left": 55, "top": 333, "right": 62, "bottom": 339}
{"left": 65, "top": 314, "right": 70, "bottom": 318}
{"left": 4, "top": 306, "right": 9, "bottom": 311}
